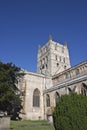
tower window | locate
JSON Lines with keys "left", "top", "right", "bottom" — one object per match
{"left": 55, "top": 44, "right": 57, "bottom": 50}
{"left": 62, "top": 47, "right": 64, "bottom": 53}
{"left": 46, "top": 64, "right": 48, "bottom": 68}
{"left": 57, "top": 63, "right": 59, "bottom": 67}
{"left": 64, "top": 65, "right": 66, "bottom": 69}
{"left": 60, "top": 56, "right": 61, "bottom": 62}
{"left": 45, "top": 47, "right": 47, "bottom": 52}
{"left": 55, "top": 55, "right": 57, "bottom": 60}
{"left": 40, "top": 60, "right": 42, "bottom": 65}
{"left": 63, "top": 57, "right": 65, "bottom": 63}
{"left": 42, "top": 64, "right": 44, "bottom": 69}
{"left": 46, "top": 56, "right": 48, "bottom": 62}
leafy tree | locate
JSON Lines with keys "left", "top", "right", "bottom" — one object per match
{"left": 53, "top": 93, "right": 87, "bottom": 130}
{"left": 0, "top": 61, "right": 23, "bottom": 119}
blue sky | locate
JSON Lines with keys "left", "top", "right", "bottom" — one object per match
{"left": 0, "top": 0, "right": 87, "bottom": 72}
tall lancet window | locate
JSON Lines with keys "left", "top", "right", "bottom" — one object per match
{"left": 46, "top": 94, "right": 50, "bottom": 107}
{"left": 33, "top": 88, "right": 40, "bottom": 107}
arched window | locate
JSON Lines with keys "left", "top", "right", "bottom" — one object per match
{"left": 46, "top": 94, "right": 50, "bottom": 107}
{"left": 81, "top": 83, "right": 87, "bottom": 96}
{"left": 55, "top": 92, "right": 60, "bottom": 105}
{"left": 68, "top": 87, "right": 72, "bottom": 94}
{"left": 81, "top": 87, "right": 86, "bottom": 96}
{"left": 33, "top": 88, "right": 40, "bottom": 107}
{"left": 68, "top": 86, "right": 76, "bottom": 94}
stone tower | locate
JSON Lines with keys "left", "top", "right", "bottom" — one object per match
{"left": 37, "top": 36, "right": 71, "bottom": 76}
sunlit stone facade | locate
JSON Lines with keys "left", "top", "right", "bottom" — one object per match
{"left": 18, "top": 37, "right": 87, "bottom": 121}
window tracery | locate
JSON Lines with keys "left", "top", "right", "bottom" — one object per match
{"left": 33, "top": 88, "right": 40, "bottom": 107}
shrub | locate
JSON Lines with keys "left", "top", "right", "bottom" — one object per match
{"left": 53, "top": 93, "right": 87, "bottom": 130}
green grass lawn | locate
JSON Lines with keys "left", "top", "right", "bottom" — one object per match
{"left": 10, "top": 120, "right": 55, "bottom": 130}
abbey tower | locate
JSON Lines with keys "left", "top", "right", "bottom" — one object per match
{"left": 37, "top": 36, "right": 71, "bottom": 76}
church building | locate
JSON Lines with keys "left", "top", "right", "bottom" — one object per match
{"left": 18, "top": 36, "right": 87, "bottom": 122}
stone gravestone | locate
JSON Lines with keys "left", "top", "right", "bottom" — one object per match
{"left": 0, "top": 114, "right": 10, "bottom": 130}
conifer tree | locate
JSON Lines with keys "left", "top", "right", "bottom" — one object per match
{"left": 53, "top": 93, "right": 87, "bottom": 130}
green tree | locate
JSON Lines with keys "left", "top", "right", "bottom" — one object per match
{"left": 53, "top": 93, "right": 87, "bottom": 130}
{"left": 0, "top": 61, "right": 23, "bottom": 119}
